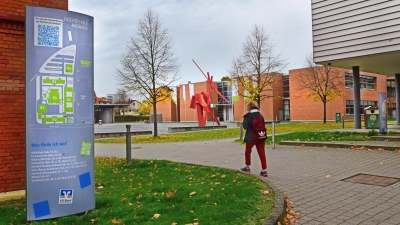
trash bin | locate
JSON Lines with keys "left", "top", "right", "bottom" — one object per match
{"left": 364, "top": 106, "right": 379, "bottom": 129}
{"left": 335, "top": 113, "right": 342, "bottom": 123}
{"left": 99, "top": 120, "right": 102, "bottom": 125}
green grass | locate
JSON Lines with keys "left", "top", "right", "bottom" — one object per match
{"left": 95, "top": 121, "right": 355, "bottom": 144}
{"left": 0, "top": 158, "right": 273, "bottom": 225}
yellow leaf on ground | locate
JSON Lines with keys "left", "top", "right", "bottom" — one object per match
{"left": 189, "top": 191, "right": 196, "bottom": 196}
{"left": 263, "top": 190, "right": 270, "bottom": 195}
{"left": 325, "top": 174, "right": 331, "bottom": 178}
{"left": 380, "top": 162, "right": 385, "bottom": 165}
{"left": 90, "top": 217, "right": 99, "bottom": 224}
{"left": 221, "top": 175, "right": 226, "bottom": 178}
{"left": 152, "top": 213, "right": 160, "bottom": 219}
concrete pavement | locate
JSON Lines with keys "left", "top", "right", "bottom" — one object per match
{"left": 95, "top": 139, "right": 400, "bottom": 225}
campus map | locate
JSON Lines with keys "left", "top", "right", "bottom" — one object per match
{"left": 35, "top": 45, "right": 76, "bottom": 124}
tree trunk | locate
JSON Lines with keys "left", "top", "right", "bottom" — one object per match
{"left": 323, "top": 101, "right": 327, "bottom": 124}
{"left": 153, "top": 99, "right": 158, "bottom": 137}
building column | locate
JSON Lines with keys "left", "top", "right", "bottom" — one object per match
{"left": 353, "top": 66, "right": 361, "bottom": 129}
{"left": 396, "top": 74, "right": 400, "bottom": 125}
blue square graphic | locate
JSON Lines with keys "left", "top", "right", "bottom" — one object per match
{"left": 79, "top": 172, "right": 91, "bottom": 189}
{"left": 33, "top": 200, "right": 51, "bottom": 218}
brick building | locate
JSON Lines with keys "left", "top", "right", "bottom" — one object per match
{"left": 0, "top": 0, "right": 69, "bottom": 193}
{"left": 289, "top": 67, "right": 397, "bottom": 121}
{"left": 154, "top": 73, "right": 285, "bottom": 123}
{"left": 155, "top": 69, "right": 396, "bottom": 123}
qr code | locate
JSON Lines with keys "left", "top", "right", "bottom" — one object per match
{"left": 37, "top": 24, "right": 60, "bottom": 47}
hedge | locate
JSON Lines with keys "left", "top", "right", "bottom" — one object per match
{"left": 114, "top": 115, "right": 150, "bottom": 122}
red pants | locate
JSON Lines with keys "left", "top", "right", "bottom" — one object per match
{"left": 245, "top": 139, "right": 267, "bottom": 170}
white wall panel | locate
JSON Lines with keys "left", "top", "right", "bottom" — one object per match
{"left": 312, "top": 0, "right": 400, "bottom": 63}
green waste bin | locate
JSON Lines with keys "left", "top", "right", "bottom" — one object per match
{"left": 364, "top": 106, "right": 379, "bottom": 129}
{"left": 335, "top": 113, "right": 342, "bottom": 123}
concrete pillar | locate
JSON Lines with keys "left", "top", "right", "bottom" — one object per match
{"left": 353, "top": 66, "right": 361, "bottom": 129}
{"left": 396, "top": 74, "right": 400, "bottom": 125}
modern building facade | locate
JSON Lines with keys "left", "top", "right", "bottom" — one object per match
{"left": 311, "top": 0, "right": 400, "bottom": 127}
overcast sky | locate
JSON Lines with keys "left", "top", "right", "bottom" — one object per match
{"left": 69, "top": 0, "right": 313, "bottom": 97}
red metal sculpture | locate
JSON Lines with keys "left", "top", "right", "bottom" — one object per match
{"left": 190, "top": 60, "right": 230, "bottom": 126}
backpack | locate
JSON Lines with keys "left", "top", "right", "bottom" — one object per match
{"left": 251, "top": 115, "right": 267, "bottom": 140}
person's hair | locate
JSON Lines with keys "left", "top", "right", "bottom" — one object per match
{"left": 246, "top": 102, "right": 259, "bottom": 112}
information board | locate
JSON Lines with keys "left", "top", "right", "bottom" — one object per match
{"left": 25, "top": 6, "right": 94, "bottom": 221}
{"left": 378, "top": 92, "right": 387, "bottom": 134}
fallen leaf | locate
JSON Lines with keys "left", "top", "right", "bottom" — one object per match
{"left": 136, "top": 203, "right": 142, "bottom": 209}
{"left": 263, "top": 190, "right": 270, "bottom": 195}
{"left": 90, "top": 217, "right": 99, "bottom": 224}
{"left": 221, "top": 175, "right": 226, "bottom": 179}
{"left": 128, "top": 202, "right": 133, "bottom": 206}
{"left": 206, "top": 193, "right": 211, "bottom": 197}
{"left": 134, "top": 215, "right": 139, "bottom": 219}
{"left": 300, "top": 144, "right": 305, "bottom": 147}
{"left": 189, "top": 191, "right": 196, "bottom": 196}
{"left": 325, "top": 174, "right": 331, "bottom": 178}
{"left": 166, "top": 191, "right": 175, "bottom": 198}
{"left": 97, "top": 186, "right": 104, "bottom": 189}
{"left": 152, "top": 213, "right": 161, "bottom": 219}
{"left": 171, "top": 222, "right": 177, "bottom": 225}
{"left": 379, "top": 162, "right": 385, "bottom": 166}
{"left": 152, "top": 192, "right": 158, "bottom": 197}
{"left": 137, "top": 194, "right": 142, "bottom": 199}
{"left": 322, "top": 146, "right": 327, "bottom": 148}
{"left": 120, "top": 198, "right": 126, "bottom": 202}
{"left": 111, "top": 218, "right": 121, "bottom": 224}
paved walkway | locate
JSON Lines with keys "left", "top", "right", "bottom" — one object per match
{"left": 96, "top": 139, "right": 400, "bottom": 225}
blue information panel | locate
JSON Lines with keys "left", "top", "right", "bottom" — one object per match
{"left": 25, "top": 6, "right": 94, "bottom": 221}
{"left": 379, "top": 92, "right": 387, "bottom": 134}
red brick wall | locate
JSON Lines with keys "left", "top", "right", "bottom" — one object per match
{"left": 0, "top": 0, "right": 68, "bottom": 193}
{"left": 289, "top": 68, "right": 391, "bottom": 121}
{"left": 176, "top": 82, "right": 218, "bottom": 122}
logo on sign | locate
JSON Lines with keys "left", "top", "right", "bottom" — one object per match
{"left": 59, "top": 189, "right": 73, "bottom": 204}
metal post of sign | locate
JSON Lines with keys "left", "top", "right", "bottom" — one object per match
{"left": 126, "top": 125, "right": 132, "bottom": 165}
{"left": 272, "top": 122, "right": 275, "bottom": 149}
{"left": 240, "top": 124, "right": 243, "bottom": 140}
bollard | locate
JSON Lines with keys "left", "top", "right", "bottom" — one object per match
{"left": 342, "top": 116, "right": 344, "bottom": 129}
{"left": 272, "top": 122, "right": 275, "bottom": 149}
{"left": 126, "top": 125, "right": 132, "bottom": 165}
{"left": 240, "top": 125, "right": 243, "bottom": 140}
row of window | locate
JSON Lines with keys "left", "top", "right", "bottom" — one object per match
{"left": 345, "top": 100, "right": 376, "bottom": 115}
{"left": 345, "top": 73, "right": 376, "bottom": 90}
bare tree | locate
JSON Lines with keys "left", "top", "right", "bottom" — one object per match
{"left": 114, "top": 87, "right": 130, "bottom": 103}
{"left": 296, "top": 54, "right": 345, "bottom": 123}
{"left": 117, "top": 9, "right": 180, "bottom": 136}
{"left": 229, "top": 24, "right": 287, "bottom": 107}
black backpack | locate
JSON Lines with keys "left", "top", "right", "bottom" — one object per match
{"left": 251, "top": 115, "right": 267, "bottom": 140}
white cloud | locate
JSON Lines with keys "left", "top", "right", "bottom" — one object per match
{"left": 69, "top": 0, "right": 312, "bottom": 97}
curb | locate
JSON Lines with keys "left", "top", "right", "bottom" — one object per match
{"left": 262, "top": 178, "right": 286, "bottom": 225}
{"left": 279, "top": 141, "right": 400, "bottom": 151}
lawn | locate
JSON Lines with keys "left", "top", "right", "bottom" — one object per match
{"left": 0, "top": 159, "right": 273, "bottom": 225}
{"left": 95, "top": 121, "right": 355, "bottom": 144}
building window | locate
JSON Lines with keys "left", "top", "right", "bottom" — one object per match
{"left": 217, "top": 82, "right": 232, "bottom": 104}
{"left": 346, "top": 100, "right": 376, "bottom": 115}
{"left": 387, "top": 80, "right": 396, "bottom": 97}
{"left": 282, "top": 75, "right": 289, "bottom": 98}
{"left": 345, "top": 73, "right": 353, "bottom": 88}
{"left": 283, "top": 99, "right": 290, "bottom": 120}
{"left": 345, "top": 73, "right": 376, "bottom": 90}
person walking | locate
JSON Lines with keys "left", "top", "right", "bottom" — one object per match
{"left": 240, "top": 102, "right": 268, "bottom": 177}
